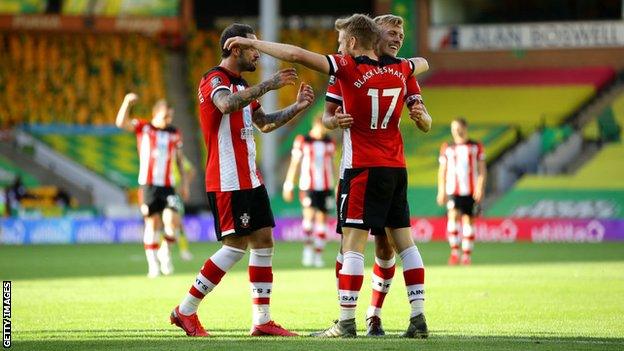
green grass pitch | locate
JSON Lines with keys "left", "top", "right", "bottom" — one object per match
{"left": 1, "top": 241, "right": 623, "bottom": 350}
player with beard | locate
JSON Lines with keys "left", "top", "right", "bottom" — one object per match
{"left": 170, "top": 23, "right": 314, "bottom": 337}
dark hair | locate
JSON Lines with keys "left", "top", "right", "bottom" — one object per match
{"left": 220, "top": 23, "right": 255, "bottom": 58}
{"left": 453, "top": 116, "right": 468, "bottom": 127}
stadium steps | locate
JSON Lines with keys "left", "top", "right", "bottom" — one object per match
{"left": 0, "top": 153, "right": 39, "bottom": 188}
{"left": 537, "top": 76, "right": 624, "bottom": 175}
{"left": 164, "top": 51, "right": 206, "bottom": 207}
{"left": 0, "top": 138, "right": 92, "bottom": 205}
{"left": 486, "top": 142, "right": 624, "bottom": 218}
{"left": 573, "top": 79, "right": 624, "bottom": 132}
{"left": 459, "top": 67, "right": 617, "bottom": 196}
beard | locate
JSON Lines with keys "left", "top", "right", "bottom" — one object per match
{"left": 238, "top": 56, "right": 257, "bottom": 72}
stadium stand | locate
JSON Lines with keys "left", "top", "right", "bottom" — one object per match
{"left": 0, "top": 32, "right": 166, "bottom": 127}
{"left": 583, "top": 90, "right": 624, "bottom": 142}
{"left": 31, "top": 128, "right": 139, "bottom": 189}
{"left": 0, "top": 154, "right": 84, "bottom": 217}
{"left": 0, "top": 154, "right": 39, "bottom": 188}
{"left": 487, "top": 141, "right": 624, "bottom": 218}
{"left": 424, "top": 67, "right": 615, "bottom": 135}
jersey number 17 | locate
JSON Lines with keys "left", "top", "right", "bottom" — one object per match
{"left": 367, "top": 88, "right": 401, "bottom": 130}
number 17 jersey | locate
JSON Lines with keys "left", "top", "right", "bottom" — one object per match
{"left": 325, "top": 54, "right": 415, "bottom": 169}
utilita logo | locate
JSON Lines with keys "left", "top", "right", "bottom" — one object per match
{"left": 474, "top": 220, "right": 518, "bottom": 242}
{"left": 410, "top": 219, "right": 434, "bottom": 242}
{"left": 531, "top": 220, "right": 605, "bottom": 243}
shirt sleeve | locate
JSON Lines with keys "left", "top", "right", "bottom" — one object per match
{"left": 251, "top": 99, "right": 261, "bottom": 112}
{"left": 477, "top": 143, "right": 486, "bottom": 161}
{"left": 325, "top": 54, "right": 351, "bottom": 78}
{"left": 404, "top": 76, "right": 423, "bottom": 107}
{"left": 202, "top": 71, "right": 231, "bottom": 103}
{"left": 405, "top": 58, "right": 416, "bottom": 76}
{"left": 325, "top": 75, "right": 343, "bottom": 105}
{"left": 132, "top": 119, "right": 148, "bottom": 134}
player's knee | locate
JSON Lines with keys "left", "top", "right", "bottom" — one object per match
{"left": 375, "top": 243, "right": 394, "bottom": 260}
{"left": 222, "top": 236, "right": 248, "bottom": 251}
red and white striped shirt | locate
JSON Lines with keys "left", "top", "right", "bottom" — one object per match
{"left": 198, "top": 66, "right": 263, "bottom": 192}
{"left": 291, "top": 134, "right": 335, "bottom": 191}
{"left": 133, "top": 119, "right": 182, "bottom": 187}
{"left": 439, "top": 140, "right": 485, "bottom": 196}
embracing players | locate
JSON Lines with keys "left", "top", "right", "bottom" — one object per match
{"left": 224, "top": 13, "right": 430, "bottom": 338}
{"left": 323, "top": 14, "right": 431, "bottom": 336}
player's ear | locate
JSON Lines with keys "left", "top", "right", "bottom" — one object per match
{"left": 348, "top": 36, "right": 357, "bottom": 50}
{"left": 231, "top": 46, "right": 240, "bottom": 57}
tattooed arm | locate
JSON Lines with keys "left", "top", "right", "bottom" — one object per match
{"left": 253, "top": 83, "right": 315, "bottom": 133}
{"left": 212, "top": 68, "right": 298, "bottom": 115}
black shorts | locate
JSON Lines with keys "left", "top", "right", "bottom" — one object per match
{"left": 300, "top": 190, "right": 333, "bottom": 213}
{"left": 447, "top": 195, "right": 476, "bottom": 216}
{"left": 335, "top": 179, "right": 385, "bottom": 236}
{"left": 206, "top": 185, "right": 275, "bottom": 241}
{"left": 339, "top": 167, "right": 410, "bottom": 231}
{"left": 139, "top": 185, "right": 178, "bottom": 217}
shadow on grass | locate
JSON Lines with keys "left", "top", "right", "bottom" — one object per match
{"left": 2, "top": 242, "right": 624, "bottom": 280}
{"left": 13, "top": 333, "right": 624, "bottom": 351}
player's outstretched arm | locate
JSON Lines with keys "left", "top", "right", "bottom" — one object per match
{"left": 252, "top": 83, "right": 315, "bottom": 133}
{"left": 409, "top": 57, "right": 429, "bottom": 76}
{"left": 115, "top": 93, "right": 138, "bottom": 131}
{"left": 213, "top": 68, "right": 298, "bottom": 115}
{"left": 224, "top": 37, "right": 331, "bottom": 75}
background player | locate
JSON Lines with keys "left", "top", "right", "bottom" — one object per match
{"left": 115, "top": 95, "right": 189, "bottom": 278}
{"left": 170, "top": 23, "right": 314, "bottom": 337}
{"left": 224, "top": 13, "right": 429, "bottom": 339}
{"left": 322, "top": 13, "right": 432, "bottom": 337}
{"left": 282, "top": 116, "right": 336, "bottom": 268}
{"left": 437, "top": 117, "right": 487, "bottom": 265}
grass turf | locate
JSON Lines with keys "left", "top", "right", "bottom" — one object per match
{"left": 1, "top": 241, "right": 623, "bottom": 350}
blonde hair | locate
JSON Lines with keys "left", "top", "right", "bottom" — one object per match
{"left": 373, "top": 14, "right": 404, "bottom": 27}
{"left": 334, "top": 14, "right": 379, "bottom": 50}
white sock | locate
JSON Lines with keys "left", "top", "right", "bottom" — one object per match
{"left": 338, "top": 251, "right": 364, "bottom": 321}
{"left": 179, "top": 245, "right": 246, "bottom": 315}
{"left": 250, "top": 248, "right": 273, "bottom": 325}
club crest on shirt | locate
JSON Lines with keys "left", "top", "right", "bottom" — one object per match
{"left": 339, "top": 57, "right": 348, "bottom": 66}
{"left": 240, "top": 213, "right": 250, "bottom": 228}
{"left": 211, "top": 76, "right": 222, "bottom": 88}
